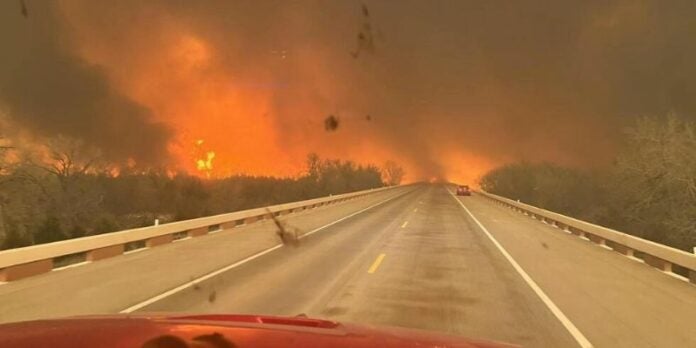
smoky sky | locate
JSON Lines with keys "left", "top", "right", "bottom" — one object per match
{"left": 2, "top": 0, "right": 696, "bottom": 180}
{"left": 0, "top": 1, "right": 171, "bottom": 164}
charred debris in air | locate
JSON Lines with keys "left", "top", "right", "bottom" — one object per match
{"left": 324, "top": 115, "right": 340, "bottom": 132}
{"left": 322, "top": 4, "right": 378, "bottom": 133}
{"left": 351, "top": 4, "right": 376, "bottom": 59}
{"left": 266, "top": 208, "right": 300, "bottom": 247}
{"left": 19, "top": 0, "right": 28, "bottom": 18}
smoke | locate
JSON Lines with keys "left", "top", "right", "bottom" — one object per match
{"left": 3, "top": 1, "right": 696, "bottom": 181}
{"left": 0, "top": 1, "right": 171, "bottom": 165}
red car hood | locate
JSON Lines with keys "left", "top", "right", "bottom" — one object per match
{"left": 0, "top": 314, "right": 518, "bottom": 348}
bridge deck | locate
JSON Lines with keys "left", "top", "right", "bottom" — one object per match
{"left": 0, "top": 185, "right": 693, "bottom": 348}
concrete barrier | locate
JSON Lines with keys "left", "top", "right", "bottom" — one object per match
{"left": 0, "top": 185, "right": 403, "bottom": 282}
{"left": 477, "top": 190, "right": 696, "bottom": 284}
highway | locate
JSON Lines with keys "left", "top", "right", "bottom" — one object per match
{"left": 1, "top": 184, "right": 694, "bottom": 347}
{"left": 137, "top": 185, "right": 696, "bottom": 347}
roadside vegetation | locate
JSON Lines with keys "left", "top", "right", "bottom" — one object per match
{"left": 0, "top": 140, "right": 403, "bottom": 250}
{"left": 480, "top": 115, "right": 696, "bottom": 251}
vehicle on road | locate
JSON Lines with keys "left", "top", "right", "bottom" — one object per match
{"left": 0, "top": 314, "right": 517, "bottom": 348}
{"left": 456, "top": 185, "right": 472, "bottom": 196}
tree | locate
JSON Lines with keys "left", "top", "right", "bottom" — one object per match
{"left": 34, "top": 216, "right": 64, "bottom": 244}
{"left": 479, "top": 115, "right": 696, "bottom": 251}
{"left": 23, "top": 136, "right": 105, "bottom": 241}
{"left": 0, "top": 134, "right": 15, "bottom": 245}
{"left": 382, "top": 161, "right": 405, "bottom": 186}
{"left": 37, "top": 136, "right": 103, "bottom": 189}
{"left": 608, "top": 115, "right": 696, "bottom": 249}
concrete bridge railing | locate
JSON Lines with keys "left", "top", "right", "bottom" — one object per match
{"left": 477, "top": 190, "right": 696, "bottom": 284}
{"left": 0, "top": 185, "right": 402, "bottom": 282}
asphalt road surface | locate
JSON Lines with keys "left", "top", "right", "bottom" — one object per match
{"left": 140, "top": 185, "right": 696, "bottom": 348}
{"left": 2, "top": 184, "right": 694, "bottom": 348}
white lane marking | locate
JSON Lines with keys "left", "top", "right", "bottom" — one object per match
{"left": 401, "top": 221, "right": 409, "bottom": 228}
{"left": 120, "top": 245, "right": 282, "bottom": 313}
{"left": 298, "top": 191, "right": 406, "bottom": 239}
{"left": 448, "top": 191, "right": 594, "bottom": 348}
{"left": 120, "top": 189, "right": 411, "bottom": 313}
{"left": 52, "top": 261, "right": 91, "bottom": 272}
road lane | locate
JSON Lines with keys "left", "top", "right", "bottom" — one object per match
{"left": 0, "top": 186, "right": 412, "bottom": 324}
{"left": 144, "top": 185, "right": 578, "bottom": 347}
{"left": 3, "top": 184, "right": 689, "bottom": 348}
{"left": 139, "top": 185, "right": 424, "bottom": 315}
{"left": 458, "top": 192, "right": 696, "bottom": 348}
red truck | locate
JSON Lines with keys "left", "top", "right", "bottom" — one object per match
{"left": 456, "top": 185, "right": 472, "bottom": 196}
{"left": 0, "top": 314, "right": 517, "bottom": 348}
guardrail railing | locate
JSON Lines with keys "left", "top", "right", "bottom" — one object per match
{"left": 0, "top": 185, "right": 403, "bottom": 282}
{"left": 477, "top": 190, "right": 696, "bottom": 285}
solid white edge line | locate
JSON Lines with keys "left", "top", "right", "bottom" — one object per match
{"left": 120, "top": 188, "right": 411, "bottom": 313}
{"left": 448, "top": 190, "right": 594, "bottom": 348}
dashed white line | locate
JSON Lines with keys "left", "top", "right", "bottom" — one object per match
{"left": 448, "top": 190, "right": 594, "bottom": 348}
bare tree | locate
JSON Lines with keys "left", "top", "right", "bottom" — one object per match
{"left": 22, "top": 136, "right": 106, "bottom": 239}
{"left": 0, "top": 136, "right": 9, "bottom": 242}
{"left": 611, "top": 115, "right": 696, "bottom": 249}
{"left": 36, "top": 136, "right": 102, "bottom": 188}
{"left": 382, "top": 161, "right": 405, "bottom": 186}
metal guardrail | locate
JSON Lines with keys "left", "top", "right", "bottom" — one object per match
{"left": 477, "top": 191, "right": 696, "bottom": 284}
{"left": 0, "top": 185, "right": 403, "bottom": 282}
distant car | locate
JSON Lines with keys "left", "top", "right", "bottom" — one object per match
{"left": 456, "top": 185, "right": 471, "bottom": 196}
{"left": 0, "top": 314, "right": 519, "bottom": 348}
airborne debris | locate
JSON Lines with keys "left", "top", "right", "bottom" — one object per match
{"left": 189, "top": 276, "right": 201, "bottom": 290}
{"left": 351, "top": 3, "right": 375, "bottom": 58}
{"left": 324, "top": 115, "right": 340, "bottom": 131}
{"left": 541, "top": 242, "right": 549, "bottom": 249}
{"left": 266, "top": 208, "right": 300, "bottom": 247}
{"left": 19, "top": 0, "right": 28, "bottom": 18}
{"left": 366, "top": 114, "right": 372, "bottom": 121}
{"left": 208, "top": 290, "right": 217, "bottom": 303}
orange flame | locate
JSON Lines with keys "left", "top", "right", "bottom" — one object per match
{"left": 194, "top": 139, "right": 215, "bottom": 178}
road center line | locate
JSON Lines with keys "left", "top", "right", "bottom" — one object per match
{"left": 448, "top": 190, "right": 593, "bottom": 348}
{"left": 368, "top": 253, "right": 386, "bottom": 274}
{"left": 401, "top": 221, "right": 409, "bottom": 228}
{"left": 120, "top": 189, "right": 411, "bottom": 314}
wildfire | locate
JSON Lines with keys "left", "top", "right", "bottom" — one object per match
{"left": 194, "top": 139, "right": 215, "bottom": 178}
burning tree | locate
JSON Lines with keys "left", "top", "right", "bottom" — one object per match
{"left": 382, "top": 161, "right": 405, "bottom": 186}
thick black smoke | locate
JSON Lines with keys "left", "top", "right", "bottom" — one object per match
{"left": 0, "top": 1, "right": 171, "bottom": 164}
{"left": 4, "top": 1, "right": 696, "bottom": 179}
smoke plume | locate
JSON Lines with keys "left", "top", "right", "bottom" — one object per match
{"left": 2, "top": 1, "right": 696, "bottom": 182}
{"left": 0, "top": 1, "right": 171, "bottom": 165}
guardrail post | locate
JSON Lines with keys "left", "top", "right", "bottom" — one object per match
{"left": 611, "top": 244, "right": 635, "bottom": 257}
{"left": 147, "top": 234, "right": 173, "bottom": 248}
{"left": 220, "top": 221, "right": 237, "bottom": 230}
{"left": 594, "top": 236, "right": 607, "bottom": 247}
{"left": 0, "top": 260, "right": 53, "bottom": 281}
{"left": 188, "top": 227, "right": 208, "bottom": 237}
{"left": 568, "top": 227, "right": 585, "bottom": 238}
{"left": 643, "top": 254, "right": 672, "bottom": 272}
{"left": 87, "top": 245, "right": 124, "bottom": 261}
